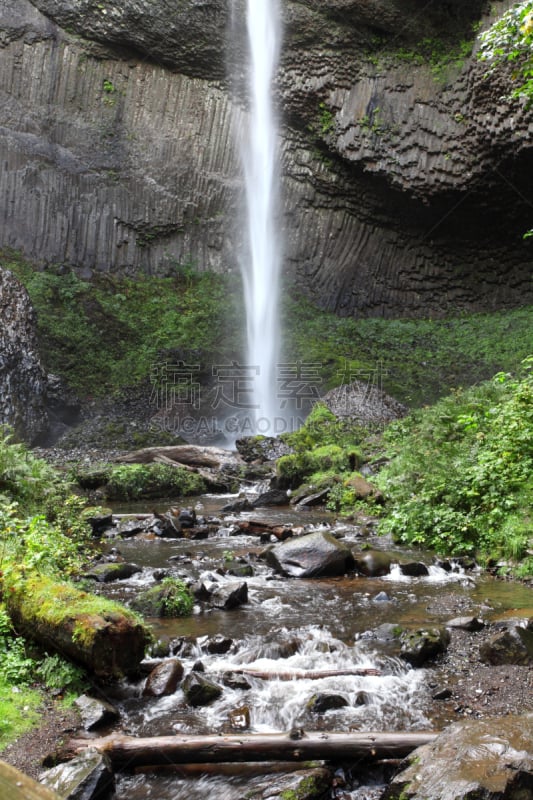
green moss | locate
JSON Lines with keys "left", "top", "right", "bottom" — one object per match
{"left": 5, "top": 573, "right": 147, "bottom": 651}
{"left": 103, "top": 463, "right": 206, "bottom": 501}
{"left": 131, "top": 578, "right": 194, "bottom": 617}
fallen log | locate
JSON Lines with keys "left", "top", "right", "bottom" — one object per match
{"left": 229, "top": 667, "right": 381, "bottom": 680}
{"left": 69, "top": 730, "right": 438, "bottom": 768}
{"left": 5, "top": 572, "right": 151, "bottom": 678}
{"left": 0, "top": 760, "right": 61, "bottom": 800}
{"left": 115, "top": 445, "right": 241, "bottom": 469}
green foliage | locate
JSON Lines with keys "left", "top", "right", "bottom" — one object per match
{"left": 158, "top": 577, "right": 194, "bottom": 617}
{"left": 0, "top": 676, "right": 41, "bottom": 750}
{"left": 376, "top": 360, "right": 533, "bottom": 566}
{"left": 3, "top": 251, "right": 242, "bottom": 397}
{"left": 104, "top": 463, "right": 206, "bottom": 500}
{"left": 478, "top": 1, "right": 533, "bottom": 106}
{"left": 283, "top": 293, "right": 533, "bottom": 407}
{"left": 374, "top": 34, "right": 475, "bottom": 82}
{"left": 318, "top": 102, "right": 334, "bottom": 135}
{"left": 0, "top": 427, "right": 59, "bottom": 510}
{"left": 132, "top": 577, "right": 194, "bottom": 617}
{"left": 35, "top": 652, "right": 87, "bottom": 693}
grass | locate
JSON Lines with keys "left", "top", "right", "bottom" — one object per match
{"left": 3, "top": 248, "right": 532, "bottom": 412}
{"left": 0, "top": 677, "right": 41, "bottom": 751}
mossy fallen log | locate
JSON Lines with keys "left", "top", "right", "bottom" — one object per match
{"left": 68, "top": 731, "right": 438, "bottom": 768}
{"left": 5, "top": 573, "right": 151, "bottom": 678}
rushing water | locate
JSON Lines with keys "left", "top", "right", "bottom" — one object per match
{"left": 87, "top": 491, "right": 533, "bottom": 800}
{"left": 238, "top": 0, "right": 282, "bottom": 431}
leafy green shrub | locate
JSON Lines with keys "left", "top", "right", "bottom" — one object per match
{"left": 36, "top": 653, "right": 87, "bottom": 693}
{"left": 0, "top": 428, "right": 60, "bottom": 510}
{"left": 104, "top": 463, "right": 206, "bottom": 500}
{"left": 478, "top": 2, "right": 533, "bottom": 106}
{"left": 377, "top": 360, "right": 533, "bottom": 566}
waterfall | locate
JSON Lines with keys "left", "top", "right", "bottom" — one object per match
{"left": 239, "top": 0, "right": 282, "bottom": 433}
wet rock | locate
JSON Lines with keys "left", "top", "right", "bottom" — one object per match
{"left": 115, "top": 520, "right": 148, "bottom": 538}
{"left": 264, "top": 531, "right": 354, "bottom": 578}
{"left": 130, "top": 581, "right": 193, "bottom": 617}
{"left": 354, "top": 550, "right": 394, "bottom": 577}
{"left": 210, "top": 582, "right": 248, "bottom": 610}
{"left": 252, "top": 489, "right": 289, "bottom": 507}
{"left": 308, "top": 693, "right": 349, "bottom": 713}
{"left": 226, "top": 561, "right": 254, "bottom": 578}
{"left": 432, "top": 687, "right": 453, "bottom": 701}
{"left": 205, "top": 634, "right": 233, "bottom": 654}
{"left": 293, "top": 487, "right": 332, "bottom": 507}
{"left": 372, "top": 591, "right": 391, "bottom": 603}
{"left": 479, "top": 622, "right": 533, "bottom": 666}
{"left": 228, "top": 705, "right": 251, "bottom": 730}
{"left": 41, "top": 748, "right": 115, "bottom": 800}
{"left": 222, "top": 671, "right": 252, "bottom": 690}
{"left": 446, "top": 616, "right": 485, "bottom": 632}
{"left": 355, "top": 691, "right": 371, "bottom": 705}
{"left": 400, "top": 562, "right": 429, "bottom": 577}
{"left": 83, "top": 562, "right": 142, "bottom": 582}
{"left": 143, "top": 658, "right": 184, "bottom": 697}
{"left": 74, "top": 694, "right": 120, "bottom": 732}
{"left": 192, "top": 660, "right": 205, "bottom": 672}
{"left": 221, "top": 498, "right": 254, "bottom": 513}
{"left": 399, "top": 627, "right": 451, "bottom": 667}
{"left": 182, "top": 671, "right": 223, "bottom": 707}
{"left": 192, "top": 581, "right": 214, "bottom": 601}
{"left": 382, "top": 713, "right": 533, "bottom": 800}
{"left": 86, "top": 513, "right": 114, "bottom": 536}
{"left": 245, "top": 767, "right": 332, "bottom": 800}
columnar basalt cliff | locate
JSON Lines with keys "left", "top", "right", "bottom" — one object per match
{"left": 0, "top": 0, "right": 532, "bottom": 316}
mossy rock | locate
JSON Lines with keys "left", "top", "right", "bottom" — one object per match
{"left": 131, "top": 578, "right": 194, "bottom": 617}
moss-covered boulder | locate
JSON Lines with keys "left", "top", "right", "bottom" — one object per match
{"left": 131, "top": 578, "right": 194, "bottom": 617}
{"left": 5, "top": 573, "right": 150, "bottom": 678}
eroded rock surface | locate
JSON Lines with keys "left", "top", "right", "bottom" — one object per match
{"left": 0, "top": 268, "right": 48, "bottom": 443}
{"left": 0, "top": 0, "right": 531, "bottom": 315}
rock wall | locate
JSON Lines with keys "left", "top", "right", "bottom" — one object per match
{"left": 0, "top": 0, "right": 531, "bottom": 315}
{"left": 0, "top": 268, "right": 48, "bottom": 443}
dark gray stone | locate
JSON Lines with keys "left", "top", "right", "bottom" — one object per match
{"left": 265, "top": 531, "right": 354, "bottom": 578}
{"left": 399, "top": 627, "right": 451, "bottom": 667}
{"left": 74, "top": 694, "right": 120, "bottom": 732}
{"left": 143, "top": 658, "right": 184, "bottom": 697}
{"left": 182, "top": 671, "right": 223, "bottom": 707}
{"left": 41, "top": 748, "right": 114, "bottom": 800}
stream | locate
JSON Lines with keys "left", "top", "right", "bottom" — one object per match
{"left": 91, "top": 492, "right": 533, "bottom": 800}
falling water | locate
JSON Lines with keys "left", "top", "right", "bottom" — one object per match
{"left": 240, "top": 0, "right": 282, "bottom": 431}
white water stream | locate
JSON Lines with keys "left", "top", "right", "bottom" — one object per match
{"left": 240, "top": 0, "right": 282, "bottom": 432}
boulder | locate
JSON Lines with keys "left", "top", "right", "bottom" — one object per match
{"left": 182, "top": 672, "right": 223, "bottom": 707}
{"left": 143, "top": 658, "right": 184, "bottom": 697}
{"left": 354, "top": 550, "right": 394, "bottom": 577}
{"left": 264, "top": 531, "right": 354, "bottom": 578}
{"left": 41, "top": 748, "right": 114, "bottom": 800}
{"left": 382, "top": 714, "right": 533, "bottom": 800}
{"left": 205, "top": 635, "right": 233, "bottom": 654}
{"left": 308, "top": 693, "right": 349, "bottom": 713}
{"left": 222, "top": 672, "right": 252, "bottom": 691}
{"left": 400, "top": 562, "right": 429, "bottom": 577}
{"left": 399, "top": 627, "right": 450, "bottom": 667}
{"left": 252, "top": 489, "right": 290, "bottom": 507}
{"left": 74, "top": 695, "right": 120, "bottom": 732}
{"left": 479, "top": 622, "right": 533, "bottom": 666}
{"left": 210, "top": 582, "right": 249, "bottom": 610}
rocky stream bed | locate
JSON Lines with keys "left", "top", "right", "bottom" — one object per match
{"left": 3, "top": 475, "right": 532, "bottom": 800}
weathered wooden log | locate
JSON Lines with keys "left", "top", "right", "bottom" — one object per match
{"left": 5, "top": 573, "right": 151, "bottom": 678}
{"left": 0, "top": 760, "right": 61, "bottom": 800}
{"left": 231, "top": 667, "right": 381, "bottom": 680}
{"left": 69, "top": 731, "right": 438, "bottom": 768}
{"left": 116, "top": 445, "right": 241, "bottom": 469}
